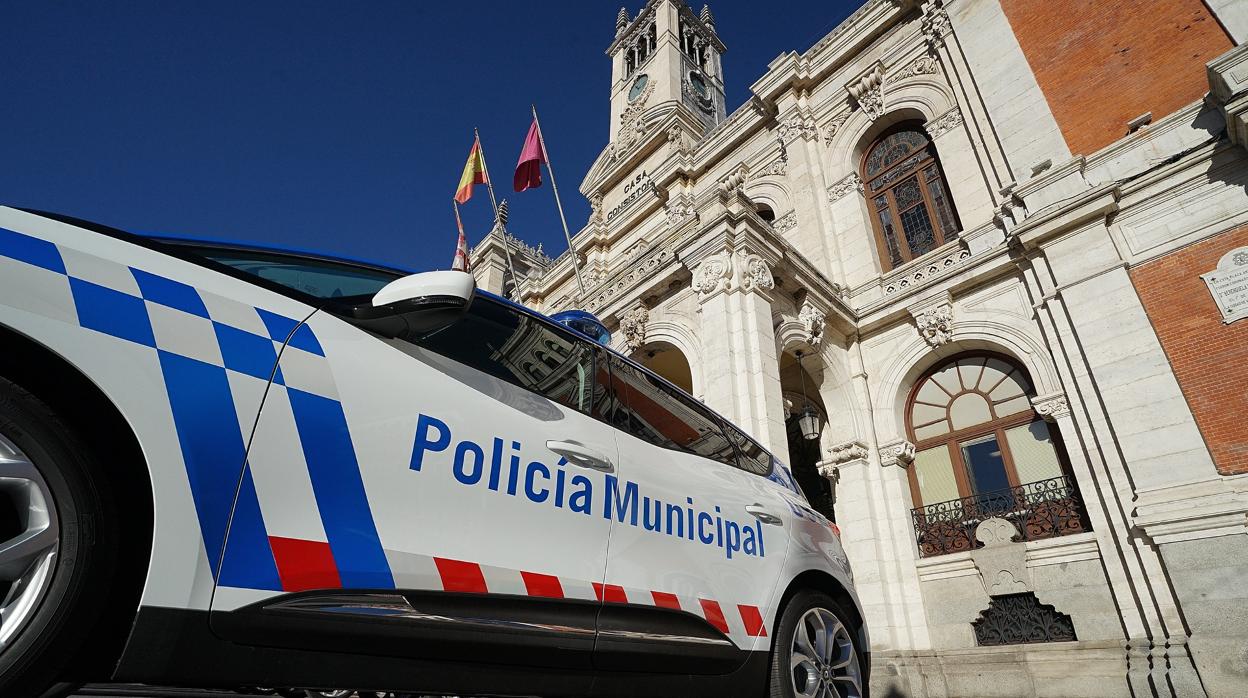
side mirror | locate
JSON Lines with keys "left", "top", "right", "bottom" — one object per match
{"left": 351, "top": 270, "right": 475, "bottom": 339}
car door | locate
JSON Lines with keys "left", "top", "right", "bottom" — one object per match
{"left": 211, "top": 290, "right": 621, "bottom": 671}
{"left": 594, "top": 357, "right": 793, "bottom": 674}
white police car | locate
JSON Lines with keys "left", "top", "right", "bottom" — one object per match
{"left": 0, "top": 206, "right": 867, "bottom": 698}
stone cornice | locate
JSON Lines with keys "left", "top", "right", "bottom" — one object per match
{"left": 1011, "top": 184, "right": 1121, "bottom": 251}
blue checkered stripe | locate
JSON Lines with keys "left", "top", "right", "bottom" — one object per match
{"left": 0, "top": 226, "right": 394, "bottom": 591}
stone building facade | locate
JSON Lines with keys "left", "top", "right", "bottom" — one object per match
{"left": 474, "top": 1, "right": 1248, "bottom": 695}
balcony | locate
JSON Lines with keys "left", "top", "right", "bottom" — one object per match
{"left": 911, "top": 474, "right": 1089, "bottom": 558}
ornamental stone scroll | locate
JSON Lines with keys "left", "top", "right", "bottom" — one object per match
{"left": 879, "top": 439, "right": 915, "bottom": 468}
{"left": 1031, "top": 393, "right": 1071, "bottom": 422}
{"left": 738, "top": 253, "right": 775, "bottom": 294}
{"left": 691, "top": 253, "right": 732, "bottom": 298}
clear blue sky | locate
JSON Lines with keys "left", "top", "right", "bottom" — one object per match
{"left": 1, "top": 1, "right": 859, "bottom": 272}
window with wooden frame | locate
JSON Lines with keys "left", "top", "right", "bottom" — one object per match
{"left": 862, "top": 124, "right": 961, "bottom": 271}
{"left": 905, "top": 354, "right": 1070, "bottom": 511}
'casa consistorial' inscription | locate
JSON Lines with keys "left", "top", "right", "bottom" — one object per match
{"left": 1201, "top": 247, "right": 1248, "bottom": 324}
{"left": 607, "top": 170, "right": 659, "bottom": 222}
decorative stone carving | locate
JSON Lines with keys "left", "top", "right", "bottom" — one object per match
{"left": 615, "top": 7, "right": 629, "bottom": 36}
{"left": 754, "top": 154, "right": 787, "bottom": 179}
{"left": 777, "top": 114, "right": 818, "bottom": 143}
{"left": 739, "top": 254, "right": 775, "bottom": 293}
{"left": 664, "top": 194, "right": 698, "bottom": 229}
{"left": 1032, "top": 394, "right": 1071, "bottom": 422}
{"left": 588, "top": 192, "right": 604, "bottom": 225}
{"left": 884, "top": 246, "right": 972, "bottom": 294}
{"left": 611, "top": 78, "right": 654, "bottom": 157}
{"left": 893, "top": 53, "right": 940, "bottom": 81}
{"left": 847, "top": 63, "right": 884, "bottom": 119}
{"left": 719, "top": 163, "right": 750, "bottom": 194}
{"left": 585, "top": 247, "right": 673, "bottom": 312}
{"left": 823, "top": 112, "right": 849, "bottom": 147}
{"left": 926, "top": 106, "right": 963, "bottom": 138}
{"left": 913, "top": 302, "right": 954, "bottom": 347}
{"left": 827, "top": 172, "right": 863, "bottom": 203}
{"left": 798, "top": 299, "right": 826, "bottom": 346}
{"left": 692, "top": 253, "right": 732, "bottom": 297}
{"left": 666, "top": 123, "right": 691, "bottom": 156}
{"left": 970, "top": 518, "right": 1031, "bottom": 596}
{"left": 772, "top": 210, "right": 797, "bottom": 233}
{"left": 827, "top": 440, "right": 869, "bottom": 465}
{"left": 921, "top": 1, "right": 952, "bottom": 49}
{"left": 879, "top": 439, "right": 915, "bottom": 467}
{"left": 619, "top": 304, "right": 650, "bottom": 351}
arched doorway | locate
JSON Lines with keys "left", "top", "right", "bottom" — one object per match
{"left": 779, "top": 350, "right": 834, "bottom": 520}
{"left": 636, "top": 341, "right": 693, "bottom": 395}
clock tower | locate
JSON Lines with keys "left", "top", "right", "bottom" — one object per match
{"left": 607, "top": 2, "right": 727, "bottom": 142}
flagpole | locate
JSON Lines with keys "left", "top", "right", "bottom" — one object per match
{"left": 531, "top": 104, "right": 586, "bottom": 302}
{"left": 474, "top": 127, "right": 520, "bottom": 298}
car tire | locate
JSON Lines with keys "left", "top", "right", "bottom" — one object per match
{"left": 0, "top": 377, "right": 119, "bottom": 697}
{"left": 768, "top": 590, "right": 866, "bottom": 698}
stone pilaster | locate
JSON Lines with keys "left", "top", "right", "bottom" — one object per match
{"left": 691, "top": 249, "right": 788, "bottom": 456}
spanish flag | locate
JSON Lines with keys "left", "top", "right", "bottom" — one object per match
{"left": 455, "top": 137, "right": 488, "bottom": 204}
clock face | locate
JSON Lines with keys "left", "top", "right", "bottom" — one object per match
{"left": 628, "top": 74, "right": 649, "bottom": 102}
{"left": 689, "top": 71, "right": 709, "bottom": 99}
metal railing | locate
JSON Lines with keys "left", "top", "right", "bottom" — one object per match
{"left": 910, "top": 474, "right": 1088, "bottom": 558}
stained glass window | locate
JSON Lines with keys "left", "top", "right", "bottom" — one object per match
{"left": 862, "top": 124, "right": 962, "bottom": 271}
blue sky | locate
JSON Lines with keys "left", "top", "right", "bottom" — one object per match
{"left": 1, "top": 1, "right": 858, "bottom": 272}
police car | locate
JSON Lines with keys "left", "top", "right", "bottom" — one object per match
{"left": 0, "top": 206, "right": 867, "bottom": 698}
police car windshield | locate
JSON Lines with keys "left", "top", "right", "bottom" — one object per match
{"left": 181, "top": 245, "right": 403, "bottom": 301}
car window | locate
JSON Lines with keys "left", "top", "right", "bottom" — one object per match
{"left": 417, "top": 297, "right": 609, "bottom": 417}
{"left": 607, "top": 359, "right": 738, "bottom": 467}
{"left": 180, "top": 245, "right": 402, "bottom": 301}
{"left": 722, "top": 422, "right": 773, "bottom": 476}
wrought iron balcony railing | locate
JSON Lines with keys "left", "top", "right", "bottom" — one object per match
{"left": 910, "top": 474, "right": 1088, "bottom": 558}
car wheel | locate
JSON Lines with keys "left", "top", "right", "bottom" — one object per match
{"left": 768, "top": 590, "right": 865, "bottom": 698}
{"left": 0, "top": 377, "right": 118, "bottom": 696}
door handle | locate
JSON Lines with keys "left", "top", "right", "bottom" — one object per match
{"left": 546, "top": 440, "right": 615, "bottom": 473}
{"left": 746, "top": 503, "right": 783, "bottom": 526}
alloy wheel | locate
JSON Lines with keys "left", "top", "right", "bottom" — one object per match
{"left": 789, "top": 606, "right": 862, "bottom": 698}
{"left": 0, "top": 432, "right": 59, "bottom": 652}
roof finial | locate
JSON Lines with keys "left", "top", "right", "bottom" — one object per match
{"left": 700, "top": 4, "right": 715, "bottom": 29}
{"left": 616, "top": 7, "right": 630, "bottom": 35}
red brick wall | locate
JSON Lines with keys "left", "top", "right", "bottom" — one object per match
{"left": 1130, "top": 226, "right": 1248, "bottom": 476}
{"left": 1000, "top": 0, "right": 1232, "bottom": 157}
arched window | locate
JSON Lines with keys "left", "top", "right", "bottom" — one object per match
{"left": 863, "top": 124, "right": 961, "bottom": 271}
{"left": 905, "top": 354, "right": 1087, "bottom": 557}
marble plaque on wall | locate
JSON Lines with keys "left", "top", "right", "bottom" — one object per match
{"left": 1202, "top": 246, "right": 1248, "bottom": 324}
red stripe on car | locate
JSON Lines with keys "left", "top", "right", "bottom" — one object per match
{"left": 592, "top": 582, "right": 628, "bottom": 604}
{"left": 651, "top": 591, "right": 681, "bottom": 610}
{"left": 521, "top": 571, "right": 564, "bottom": 598}
{"left": 268, "top": 536, "right": 342, "bottom": 592}
{"left": 738, "top": 604, "right": 767, "bottom": 637}
{"left": 699, "top": 599, "right": 730, "bottom": 634}
{"left": 434, "top": 557, "right": 488, "bottom": 594}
